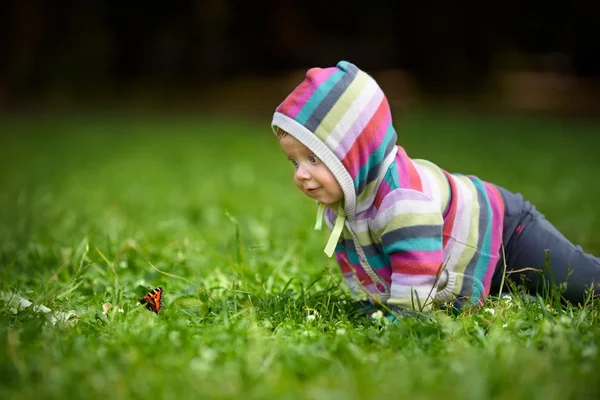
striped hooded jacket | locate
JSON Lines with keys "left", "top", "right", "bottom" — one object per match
{"left": 271, "top": 61, "right": 505, "bottom": 311}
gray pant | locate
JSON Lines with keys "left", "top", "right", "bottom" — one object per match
{"left": 490, "top": 185, "right": 600, "bottom": 304}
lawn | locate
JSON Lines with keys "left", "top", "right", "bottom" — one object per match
{"left": 1, "top": 109, "right": 599, "bottom": 399}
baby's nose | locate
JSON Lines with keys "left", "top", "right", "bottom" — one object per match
{"left": 295, "top": 165, "right": 311, "bottom": 180}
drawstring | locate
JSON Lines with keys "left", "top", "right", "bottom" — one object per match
{"left": 314, "top": 202, "right": 346, "bottom": 257}
{"left": 314, "top": 203, "right": 325, "bottom": 230}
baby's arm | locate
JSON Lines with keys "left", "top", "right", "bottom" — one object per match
{"left": 374, "top": 189, "right": 445, "bottom": 311}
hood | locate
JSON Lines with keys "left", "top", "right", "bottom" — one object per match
{"left": 271, "top": 61, "right": 398, "bottom": 222}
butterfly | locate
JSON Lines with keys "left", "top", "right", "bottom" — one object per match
{"left": 138, "top": 287, "right": 164, "bottom": 314}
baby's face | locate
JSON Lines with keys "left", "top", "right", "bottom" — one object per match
{"left": 279, "top": 134, "right": 343, "bottom": 206}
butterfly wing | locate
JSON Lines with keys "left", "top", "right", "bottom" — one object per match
{"left": 138, "top": 287, "right": 163, "bottom": 314}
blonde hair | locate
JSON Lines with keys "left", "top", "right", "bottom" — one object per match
{"left": 275, "top": 126, "right": 288, "bottom": 139}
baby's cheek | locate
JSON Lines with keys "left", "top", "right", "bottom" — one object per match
{"left": 327, "top": 177, "right": 340, "bottom": 191}
{"left": 293, "top": 179, "right": 303, "bottom": 191}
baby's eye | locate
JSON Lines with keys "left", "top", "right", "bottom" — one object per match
{"left": 308, "top": 155, "right": 320, "bottom": 164}
{"left": 290, "top": 159, "right": 299, "bottom": 168}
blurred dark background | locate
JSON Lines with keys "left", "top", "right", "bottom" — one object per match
{"left": 1, "top": 0, "right": 599, "bottom": 116}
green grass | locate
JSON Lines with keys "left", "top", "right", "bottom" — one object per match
{"left": 1, "top": 109, "right": 600, "bottom": 399}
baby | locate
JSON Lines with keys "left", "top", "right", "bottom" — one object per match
{"left": 271, "top": 60, "right": 600, "bottom": 313}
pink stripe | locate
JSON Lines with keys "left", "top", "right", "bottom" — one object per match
{"left": 392, "top": 273, "right": 438, "bottom": 287}
{"left": 373, "top": 177, "right": 392, "bottom": 209}
{"left": 395, "top": 148, "right": 412, "bottom": 189}
{"left": 339, "top": 261, "right": 373, "bottom": 285}
{"left": 375, "top": 265, "right": 392, "bottom": 282}
{"left": 277, "top": 81, "right": 311, "bottom": 116}
{"left": 391, "top": 251, "right": 444, "bottom": 270}
{"left": 379, "top": 177, "right": 392, "bottom": 195}
{"left": 482, "top": 183, "right": 505, "bottom": 294}
{"left": 354, "top": 265, "right": 374, "bottom": 285}
{"left": 336, "top": 252, "right": 353, "bottom": 274}
{"left": 336, "top": 89, "right": 384, "bottom": 159}
{"left": 286, "top": 68, "right": 336, "bottom": 118}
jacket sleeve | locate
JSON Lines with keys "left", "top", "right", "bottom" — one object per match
{"left": 373, "top": 188, "right": 445, "bottom": 311}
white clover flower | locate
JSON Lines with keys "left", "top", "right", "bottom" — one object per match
{"left": 305, "top": 308, "right": 319, "bottom": 322}
{"left": 371, "top": 310, "right": 384, "bottom": 321}
{"left": 484, "top": 308, "right": 495, "bottom": 315}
